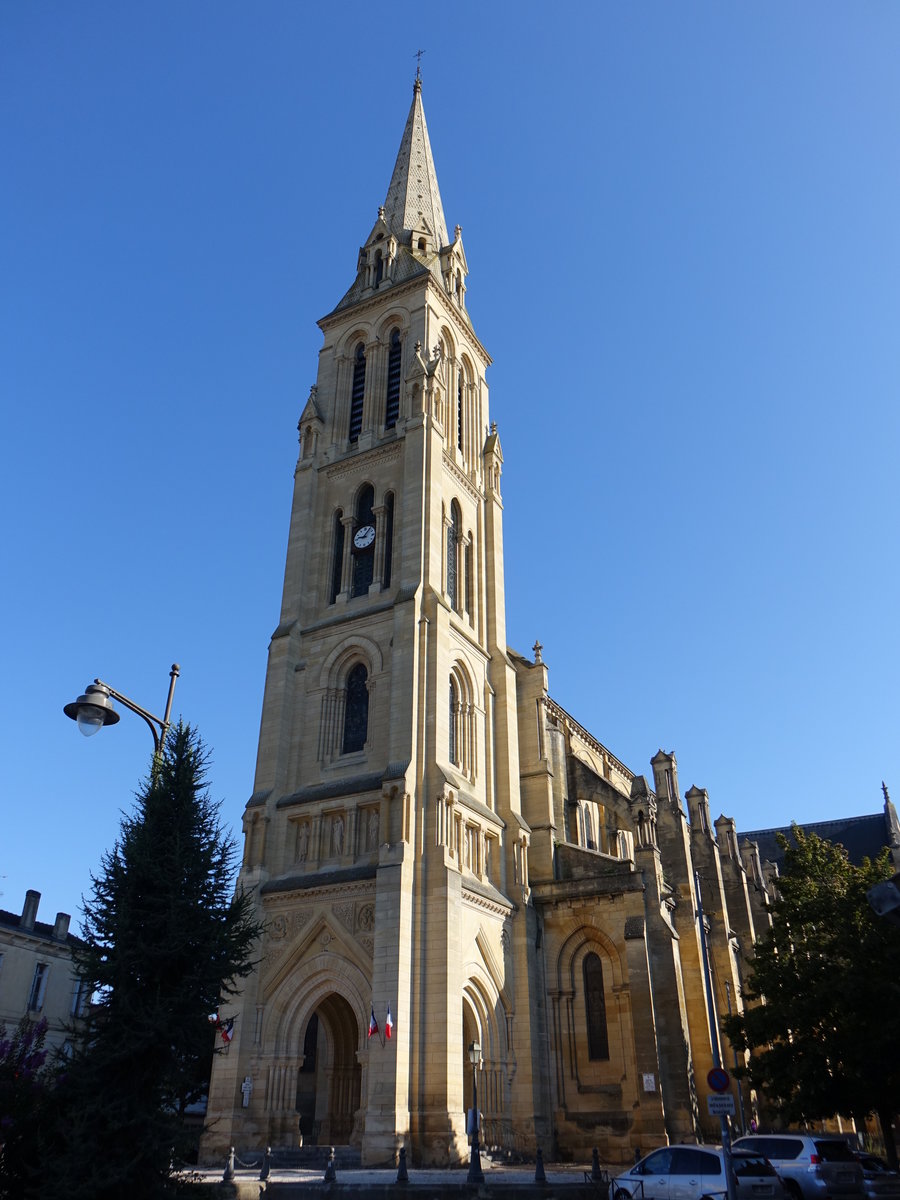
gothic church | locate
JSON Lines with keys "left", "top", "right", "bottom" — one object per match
{"left": 202, "top": 80, "right": 810, "bottom": 1167}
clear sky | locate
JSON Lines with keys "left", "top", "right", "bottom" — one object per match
{"left": 2, "top": 2, "right": 897, "bottom": 928}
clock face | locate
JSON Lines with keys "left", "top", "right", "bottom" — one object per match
{"left": 353, "top": 524, "right": 375, "bottom": 550}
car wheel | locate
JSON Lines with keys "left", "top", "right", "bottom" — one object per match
{"left": 784, "top": 1182, "right": 802, "bottom": 1200}
{"left": 615, "top": 1189, "right": 633, "bottom": 1200}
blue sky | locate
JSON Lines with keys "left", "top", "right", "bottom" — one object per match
{"left": 2, "top": 2, "right": 897, "bottom": 927}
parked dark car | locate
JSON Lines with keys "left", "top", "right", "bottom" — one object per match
{"left": 853, "top": 1154, "right": 900, "bottom": 1200}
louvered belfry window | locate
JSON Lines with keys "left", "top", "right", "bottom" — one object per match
{"left": 349, "top": 343, "right": 366, "bottom": 441}
{"left": 385, "top": 329, "right": 402, "bottom": 428}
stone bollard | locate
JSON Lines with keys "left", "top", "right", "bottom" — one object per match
{"left": 592, "top": 1148, "right": 602, "bottom": 1182}
{"left": 324, "top": 1146, "right": 337, "bottom": 1182}
{"left": 223, "top": 1147, "right": 236, "bottom": 1182}
{"left": 397, "top": 1146, "right": 409, "bottom": 1183}
{"left": 260, "top": 1146, "right": 271, "bottom": 1181}
{"left": 535, "top": 1146, "right": 547, "bottom": 1184}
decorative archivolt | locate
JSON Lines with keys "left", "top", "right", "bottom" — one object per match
{"left": 555, "top": 925, "right": 624, "bottom": 993}
{"left": 319, "top": 634, "right": 383, "bottom": 688}
{"left": 268, "top": 952, "right": 372, "bottom": 1058}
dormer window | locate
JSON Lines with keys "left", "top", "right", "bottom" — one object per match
{"left": 417, "top": 237, "right": 426, "bottom": 252}
{"left": 374, "top": 251, "right": 384, "bottom": 286}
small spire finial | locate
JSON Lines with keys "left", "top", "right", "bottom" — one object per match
{"left": 414, "top": 48, "right": 425, "bottom": 86}
{"left": 533, "top": 640, "right": 543, "bottom": 664}
{"left": 883, "top": 781, "right": 891, "bottom": 804}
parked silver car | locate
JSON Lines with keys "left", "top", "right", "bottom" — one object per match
{"left": 733, "top": 1135, "right": 865, "bottom": 1200}
{"left": 613, "top": 1145, "right": 785, "bottom": 1200}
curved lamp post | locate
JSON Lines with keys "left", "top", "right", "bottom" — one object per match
{"left": 64, "top": 664, "right": 180, "bottom": 755}
{"left": 467, "top": 1040, "right": 484, "bottom": 1184}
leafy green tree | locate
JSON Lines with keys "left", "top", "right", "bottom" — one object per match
{"left": 46, "top": 723, "right": 261, "bottom": 1200}
{"left": 724, "top": 826, "right": 900, "bottom": 1168}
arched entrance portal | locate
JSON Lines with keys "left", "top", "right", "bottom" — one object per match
{"left": 296, "top": 992, "right": 361, "bottom": 1145}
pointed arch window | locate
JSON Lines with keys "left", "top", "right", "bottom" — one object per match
{"left": 348, "top": 343, "right": 366, "bottom": 442}
{"left": 342, "top": 663, "right": 369, "bottom": 754}
{"left": 385, "top": 329, "right": 402, "bottom": 428}
{"left": 374, "top": 250, "right": 384, "bottom": 286}
{"left": 447, "top": 500, "right": 461, "bottom": 611}
{"left": 449, "top": 677, "right": 459, "bottom": 766}
{"left": 351, "top": 485, "right": 375, "bottom": 598}
{"left": 457, "top": 375, "right": 464, "bottom": 451}
{"left": 583, "top": 952, "right": 609, "bottom": 1061}
{"left": 330, "top": 509, "right": 345, "bottom": 605}
{"left": 383, "top": 492, "right": 395, "bottom": 589}
{"left": 465, "top": 533, "right": 473, "bottom": 618}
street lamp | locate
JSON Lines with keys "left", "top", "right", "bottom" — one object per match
{"left": 64, "top": 664, "right": 180, "bottom": 755}
{"left": 467, "top": 1040, "right": 484, "bottom": 1184}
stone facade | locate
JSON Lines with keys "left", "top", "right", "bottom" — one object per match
{"left": 201, "top": 83, "right": 900, "bottom": 1168}
{"left": 0, "top": 890, "right": 87, "bottom": 1053}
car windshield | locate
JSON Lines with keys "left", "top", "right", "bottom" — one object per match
{"left": 815, "top": 1142, "right": 857, "bottom": 1163}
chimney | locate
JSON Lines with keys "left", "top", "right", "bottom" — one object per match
{"left": 53, "top": 912, "right": 71, "bottom": 940}
{"left": 21, "top": 890, "right": 40, "bottom": 931}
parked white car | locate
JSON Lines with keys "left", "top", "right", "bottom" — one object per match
{"left": 613, "top": 1145, "right": 785, "bottom": 1200}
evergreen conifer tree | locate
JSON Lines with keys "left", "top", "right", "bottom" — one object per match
{"left": 46, "top": 723, "right": 260, "bottom": 1199}
{"left": 724, "top": 826, "right": 900, "bottom": 1168}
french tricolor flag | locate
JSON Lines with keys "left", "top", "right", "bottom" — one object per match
{"left": 368, "top": 1006, "right": 379, "bottom": 1039}
{"left": 385, "top": 1005, "right": 393, "bottom": 1040}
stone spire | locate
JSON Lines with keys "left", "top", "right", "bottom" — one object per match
{"left": 382, "top": 78, "right": 449, "bottom": 248}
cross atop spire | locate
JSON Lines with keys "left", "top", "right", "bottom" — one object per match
{"left": 382, "top": 78, "right": 449, "bottom": 248}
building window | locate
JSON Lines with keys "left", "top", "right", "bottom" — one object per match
{"left": 28, "top": 962, "right": 48, "bottom": 1012}
{"left": 330, "top": 510, "right": 345, "bottom": 604}
{"left": 385, "top": 329, "right": 402, "bottom": 428}
{"left": 71, "top": 978, "right": 90, "bottom": 1017}
{"left": 383, "top": 492, "right": 395, "bottom": 588}
{"left": 342, "top": 663, "right": 369, "bottom": 754}
{"left": 449, "top": 677, "right": 459, "bottom": 766}
{"left": 465, "top": 535, "right": 473, "bottom": 617}
{"left": 583, "top": 952, "right": 609, "bottom": 1060}
{"left": 351, "top": 485, "right": 375, "bottom": 598}
{"left": 348, "top": 342, "right": 366, "bottom": 442}
{"left": 374, "top": 250, "right": 384, "bottom": 286}
{"left": 457, "top": 375, "right": 464, "bottom": 451}
{"left": 585, "top": 806, "right": 596, "bottom": 851}
{"left": 447, "top": 500, "right": 461, "bottom": 610}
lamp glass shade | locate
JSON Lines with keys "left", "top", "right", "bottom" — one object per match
{"left": 76, "top": 704, "right": 107, "bottom": 737}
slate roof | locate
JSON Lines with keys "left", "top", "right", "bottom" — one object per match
{"left": 382, "top": 78, "right": 448, "bottom": 247}
{"left": 742, "top": 812, "right": 891, "bottom": 869}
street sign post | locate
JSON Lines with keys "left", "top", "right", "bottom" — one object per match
{"left": 707, "top": 1067, "right": 731, "bottom": 1093}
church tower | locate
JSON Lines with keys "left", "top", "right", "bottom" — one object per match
{"left": 203, "top": 79, "right": 543, "bottom": 1167}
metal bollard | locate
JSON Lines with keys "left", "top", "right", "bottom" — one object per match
{"left": 592, "top": 1147, "right": 602, "bottom": 1182}
{"left": 260, "top": 1145, "right": 271, "bottom": 1181}
{"left": 223, "top": 1146, "right": 236, "bottom": 1182}
{"left": 324, "top": 1146, "right": 337, "bottom": 1182}
{"left": 535, "top": 1146, "right": 547, "bottom": 1184}
{"left": 397, "top": 1146, "right": 409, "bottom": 1183}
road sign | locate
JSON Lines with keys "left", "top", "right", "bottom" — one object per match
{"left": 708, "top": 1093, "right": 736, "bottom": 1116}
{"left": 707, "top": 1067, "right": 730, "bottom": 1093}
